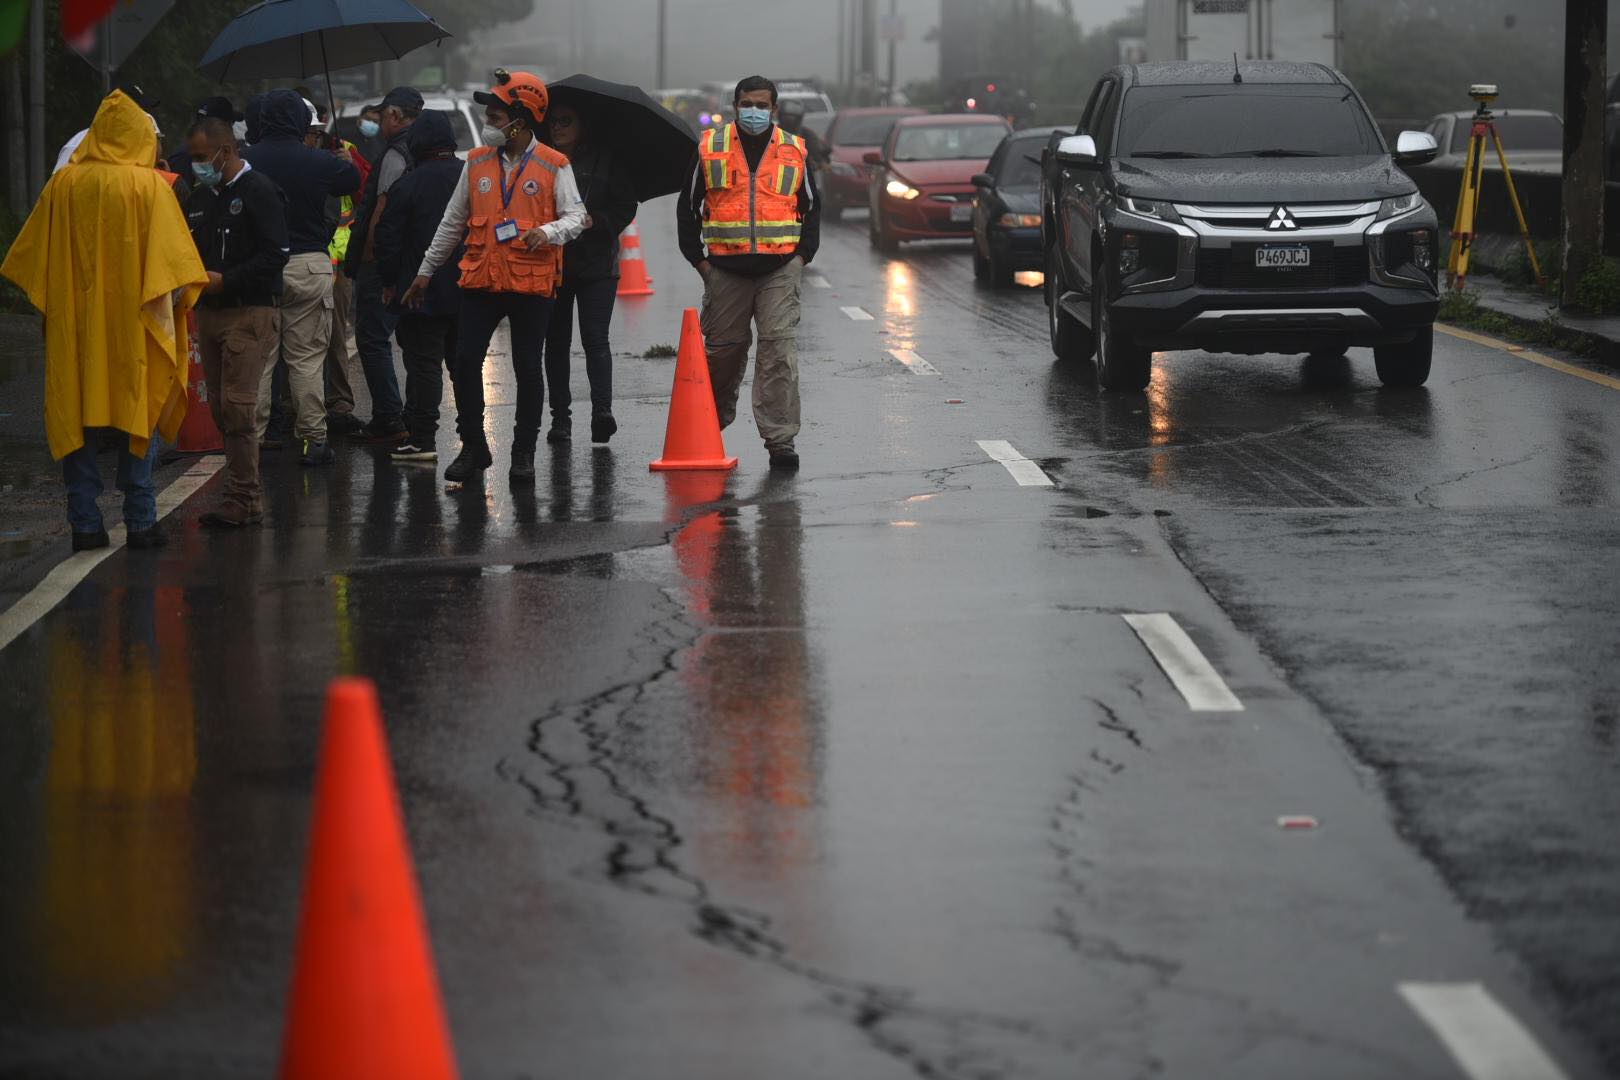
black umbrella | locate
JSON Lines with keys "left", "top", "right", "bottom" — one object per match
{"left": 545, "top": 74, "right": 697, "bottom": 202}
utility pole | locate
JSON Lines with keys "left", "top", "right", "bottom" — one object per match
{"left": 836, "top": 0, "right": 845, "bottom": 90}
{"left": 28, "top": 0, "right": 43, "bottom": 200}
{"left": 656, "top": 0, "right": 666, "bottom": 89}
{"left": 1559, "top": 0, "right": 1607, "bottom": 308}
{"left": 885, "top": 0, "right": 897, "bottom": 106}
{"left": 860, "top": 0, "right": 876, "bottom": 104}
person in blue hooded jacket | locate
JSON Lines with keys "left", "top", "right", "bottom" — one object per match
{"left": 374, "top": 110, "right": 464, "bottom": 463}
{"left": 242, "top": 89, "right": 360, "bottom": 466}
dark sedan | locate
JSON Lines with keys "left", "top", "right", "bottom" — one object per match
{"left": 971, "top": 126, "right": 1067, "bottom": 287}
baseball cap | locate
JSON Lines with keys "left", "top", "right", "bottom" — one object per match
{"left": 380, "top": 86, "right": 423, "bottom": 111}
{"left": 116, "top": 83, "right": 159, "bottom": 112}
{"left": 195, "top": 95, "right": 240, "bottom": 123}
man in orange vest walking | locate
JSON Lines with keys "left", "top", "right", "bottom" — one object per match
{"left": 677, "top": 75, "right": 821, "bottom": 472}
{"left": 403, "top": 70, "right": 585, "bottom": 483}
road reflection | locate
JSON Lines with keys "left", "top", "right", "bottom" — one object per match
{"left": 662, "top": 473, "right": 822, "bottom": 877}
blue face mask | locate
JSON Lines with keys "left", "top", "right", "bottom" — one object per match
{"left": 737, "top": 106, "right": 772, "bottom": 135}
{"left": 358, "top": 119, "right": 380, "bottom": 139}
{"left": 191, "top": 159, "right": 222, "bottom": 188}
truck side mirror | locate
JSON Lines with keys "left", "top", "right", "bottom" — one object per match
{"left": 971, "top": 172, "right": 995, "bottom": 188}
{"left": 1054, "top": 134, "right": 1099, "bottom": 167}
{"left": 1394, "top": 130, "right": 1439, "bottom": 167}
{"left": 862, "top": 150, "right": 884, "bottom": 166}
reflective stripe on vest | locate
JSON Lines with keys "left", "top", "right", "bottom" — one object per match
{"left": 699, "top": 124, "right": 805, "bottom": 256}
{"left": 457, "top": 143, "right": 568, "bottom": 296}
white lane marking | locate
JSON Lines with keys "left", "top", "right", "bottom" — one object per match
{"left": 889, "top": 349, "right": 940, "bottom": 375}
{"left": 841, "top": 305, "right": 874, "bottom": 321}
{"left": 1121, "top": 613, "right": 1245, "bottom": 712}
{"left": 1398, "top": 983, "right": 1569, "bottom": 1080}
{"left": 0, "top": 456, "right": 223, "bottom": 653}
{"left": 807, "top": 274, "right": 831, "bottom": 288}
{"left": 975, "top": 439, "right": 1054, "bottom": 487}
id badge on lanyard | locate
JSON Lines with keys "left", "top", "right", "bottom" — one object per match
{"left": 495, "top": 148, "right": 535, "bottom": 244}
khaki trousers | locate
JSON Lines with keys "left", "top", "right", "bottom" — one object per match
{"left": 699, "top": 258, "right": 802, "bottom": 452}
{"left": 198, "top": 306, "right": 279, "bottom": 515}
{"left": 257, "top": 251, "right": 333, "bottom": 442}
{"left": 325, "top": 269, "right": 358, "bottom": 416}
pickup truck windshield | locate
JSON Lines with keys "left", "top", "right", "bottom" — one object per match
{"left": 1116, "top": 84, "right": 1382, "bottom": 159}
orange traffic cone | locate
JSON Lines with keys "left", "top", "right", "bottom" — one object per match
{"left": 279, "top": 678, "right": 458, "bottom": 1080}
{"left": 174, "top": 310, "right": 223, "bottom": 452}
{"left": 650, "top": 308, "right": 738, "bottom": 472}
{"left": 616, "top": 219, "right": 654, "bottom": 297}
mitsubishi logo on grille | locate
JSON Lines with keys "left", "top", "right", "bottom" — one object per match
{"left": 1267, "top": 206, "right": 1298, "bottom": 231}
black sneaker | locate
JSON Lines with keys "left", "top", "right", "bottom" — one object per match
{"left": 327, "top": 412, "right": 364, "bottom": 436}
{"left": 768, "top": 449, "right": 800, "bottom": 472}
{"left": 126, "top": 523, "right": 167, "bottom": 549}
{"left": 299, "top": 438, "right": 335, "bottom": 466}
{"left": 546, "top": 419, "right": 572, "bottom": 444}
{"left": 444, "top": 442, "right": 493, "bottom": 483}
{"left": 361, "top": 417, "right": 408, "bottom": 443}
{"left": 71, "top": 529, "right": 110, "bottom": 552}
{"left": 591, "top": 412, "right": 617, "bottom": 444}
{"left": 510, "top": 447, "right": 536, "bottom": 481}
{"left": 390, "top": 441, "right": 437, "bottom": 463}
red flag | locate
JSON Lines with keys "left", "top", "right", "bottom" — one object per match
{"left": 62, "top": 0, "right": 118, "bottom": 41}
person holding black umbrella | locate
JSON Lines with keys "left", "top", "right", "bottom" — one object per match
{"left": 402, "top": 70, "right": 586, "bottom": 484}
{"left": 540, "top": 100, "right": 638, "bottom": 445}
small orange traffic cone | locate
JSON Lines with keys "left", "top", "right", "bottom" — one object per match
{"left": 616, "top": 219, "right": 654, "bottom": 297}
{"left": 174, "top": 310, "right": 223, "bottom": 452}
{"left": 650, "top": 308, "right": 738, "bottom": 472}
{"left": 279, "top": 678, "right": 458, "bottom": 1080}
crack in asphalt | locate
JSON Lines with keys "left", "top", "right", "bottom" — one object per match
{"left": 1411, "top": 448, "right": 1545, "bottom": 507}
{"left": 499, "top": 526, "right": 1061, "bottom": 1080}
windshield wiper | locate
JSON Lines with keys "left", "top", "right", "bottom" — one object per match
{"left": 1227, "top": 148, "right": 1328, "bottom": 157}
{"left": 1128, "top": 150, "right": 1210, "bottom": 159}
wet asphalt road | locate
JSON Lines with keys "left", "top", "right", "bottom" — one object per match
{"left": 1, "top": 198, "right": 1617, "bottom": 1079}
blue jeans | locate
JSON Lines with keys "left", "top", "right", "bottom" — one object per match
{"left": 353, "top": 262, "right": 403, "bottom": 423}
{"left": 544, "top": 275, "right": 617, "bottom": 419}
{"left": 62, "top": 429, "right": 157, "bottom": 534}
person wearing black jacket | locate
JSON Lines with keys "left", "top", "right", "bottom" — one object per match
{"left": 243, "top": 90, "right": 360, "bottom": 466}
{"left": 344, "top": 86, "right": 422, "bottom": 443}
{"left": 184, "top": 117, "right": 290, "bottom": 528}
{"left": 374, "top": 110, "right": 464, "bottom": 463}
{"left": 540, "top": 102, "right": 638, "bottom": 444}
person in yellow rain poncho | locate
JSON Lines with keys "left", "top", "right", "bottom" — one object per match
{"left": 1, "top": 90, "right": 209, "bottom": 553}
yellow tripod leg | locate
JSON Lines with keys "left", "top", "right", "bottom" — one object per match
{"left": 1490, "top": 127, "right": 1546, "bottom": 289}
{"left": 1448, "top": 126, "right": 1483, "bottom": 290}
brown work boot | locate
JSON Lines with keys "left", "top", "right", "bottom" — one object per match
{"left": 200, "top": 504, "right": 263, "bottom": 529}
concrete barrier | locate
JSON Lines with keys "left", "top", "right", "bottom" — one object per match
{"left": 1410, "top": 164, "right": 1620, "bottom": 256}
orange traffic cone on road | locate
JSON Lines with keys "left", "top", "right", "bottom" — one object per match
{"left": 279, "top": 678, "right": 458, "bottom": 1080}
{"left": 174, "top": 310, "right": 223, "bottom": 452}
{"left": 650, "top": 308, "right": 738, "bottom": 472}
{"left": 616, "top": 219, "right": 654, "bottom": 297}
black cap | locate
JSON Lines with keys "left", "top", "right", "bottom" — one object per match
{"left": 117, "top": 83, "right": 159, "bottom": 112}
{"left": 380, "top": 86, "right": 423, "bottom": 111}
{"left": 195, "top": 95, "right": 240, "bottom": 123}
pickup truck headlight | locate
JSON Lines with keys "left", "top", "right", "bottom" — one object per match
{"left": 1119, "top": 196, "right": 1181, "bottom": 223}
{"left": 1376, "top": 226, "right": 1438, "bottom": 286}
{"left": 1376, "top": 193, "right": 1421, "bottom": 220}
{"left": 885, "top": 178, "right": 922, "bottom": 200}
{"left": 998, "top": 212, "right": 1041, "bottom": 228}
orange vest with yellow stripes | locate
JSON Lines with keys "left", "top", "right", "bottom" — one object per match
{"left": 458, "top": 142, "right": 569, "bottom": 296}
{"left": 698, "top": 123, "right": 806, "bottom": 256}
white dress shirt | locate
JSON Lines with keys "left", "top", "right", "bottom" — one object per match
{"left": 417, "top": 141, "right": 586, "bottom": 279}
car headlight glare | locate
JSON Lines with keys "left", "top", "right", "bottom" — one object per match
{"left": 885, "top": 178, "right": 921, "bottom": 200}
{"left": 998, "top": 212, "right": 1041, "bottom": 228}
{"left": 1120, "top": 196, "right": 1180, "bottom": 222}
{"left": 1377, "top": 192, "right": 1421, "bottom": 220}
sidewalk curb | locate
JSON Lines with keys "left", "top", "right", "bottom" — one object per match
{"left": 1463, "top": 294, "right": 1620, "bottom": 375}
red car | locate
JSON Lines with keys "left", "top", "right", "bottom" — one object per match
{"left": 866, "top": 114, "right": 1012, "bottom": 252}
{"left": 815, "top": 107, "right": 923, "bottom": 220}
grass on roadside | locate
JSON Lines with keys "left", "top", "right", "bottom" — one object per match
{"left": 643, "top": 343, "right": 678, "bottom": 358}
{"left": 1437, "top": 290, "right": 1601, "bottom": 358}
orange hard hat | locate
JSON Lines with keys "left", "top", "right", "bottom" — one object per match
{"left": 475, "top": 69, "right": 548, "bottom": 123}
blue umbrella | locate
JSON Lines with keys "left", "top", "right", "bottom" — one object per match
{"left": 200, "top": 0, "right": 450, "bottom": 107}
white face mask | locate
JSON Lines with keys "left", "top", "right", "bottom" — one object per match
{"left": 480, "top": 124, "right": 507, "bottom": 149}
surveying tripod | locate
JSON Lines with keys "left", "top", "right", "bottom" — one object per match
{"left": 1447, "top": 85, "right": 1546, "bottom": 292}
